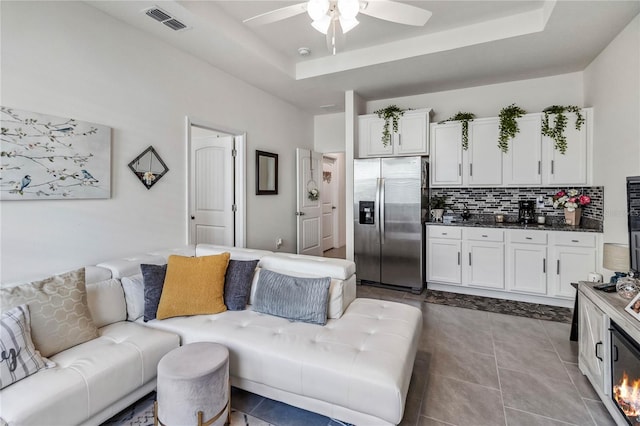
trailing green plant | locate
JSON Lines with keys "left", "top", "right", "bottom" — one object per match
{"left": 430, "top": 195, "right": 447, "bottom": 209}
{"left": 541, "top": 105, "right": 585, "bottom": 154}
{"left": 439, "top": 112, "right": 475, "bottom": 150}
{"left": 497, "top": 104, "right": 526, "bottom": 153}
{"left": 374, "top": 105, "right": 405, "bottom": 147}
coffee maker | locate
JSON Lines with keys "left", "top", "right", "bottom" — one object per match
{"left": 518, "top": 200, "right": 536, "bottom": 224}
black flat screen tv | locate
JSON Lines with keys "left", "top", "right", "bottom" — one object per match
{"left": 627, "top": 176, "right": 640, "bottom": 274}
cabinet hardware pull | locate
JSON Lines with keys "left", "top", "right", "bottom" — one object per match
{"left": 595, "top": 342, "right": 603, "bottom": 361}
{"left": 458, "top": 163, "right": 462, "bottom": 177}
{"left": 469, "top": 252, "right": 472, "bottom": 266}
{"left": 398, "top": 134, "right": 401, "bottom": 145}
{"left": 458, "top": 252, "right": 461, "bottom": 265}
{"left": 482, "top": 234, "right": 488, "bottom": 238}
{"left": 442, "top": 232, "right": 447, "bottom": 235}
{"left": 571, "top": 239, "right": 579, "bottom": 243}
{"left": 557, "top": 259, "right": 560, "bottom": 275}
{"left": 538, "top": 161, "right": 541, "bottom": 175}
{"left": 470, "top": 163, "right": 473, "bottom": 176}
{"left": 543, "top": 258, "right": 546, "bottom": 273}
{"left": 526, "top": 237, "right": 532, "bottom": 240}
{"left": 551, "top": 160, "right": 555, "bottom": 174}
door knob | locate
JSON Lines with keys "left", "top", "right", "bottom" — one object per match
{"left": 332, "top": 206, "right": 337, "bottom": 210}
{"left": 190, "top": 215, "right": 195, "bottom": 220}
{"left": 295, "top": 212, "right": 305, "bottom": 216}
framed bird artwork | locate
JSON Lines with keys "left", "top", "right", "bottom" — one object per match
{"left": 0, "top": 106, "right": 111, "bottom": 200}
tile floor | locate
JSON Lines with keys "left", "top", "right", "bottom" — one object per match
{"left": 232, "top": 284, "right": 617, "bottom": 426}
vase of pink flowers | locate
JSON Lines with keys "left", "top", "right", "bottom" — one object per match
{"left": 552, "top": 189, "right": 591, "bottom": 226}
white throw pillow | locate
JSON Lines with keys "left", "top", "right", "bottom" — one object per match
{"left": 0, "top": 305, "right": 47, "bottom": 389}
{"left": 86, "top": 278, "right": 127, "bottom": 328}
{"left": 120, "top": 274, "right": 145, "bottom": 321}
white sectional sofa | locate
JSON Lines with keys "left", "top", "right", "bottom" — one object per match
{"left": 0, "top": 245, "right": 422, "bottom": 426}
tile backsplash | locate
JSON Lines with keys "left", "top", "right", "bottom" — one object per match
{"left": 430, "top": 186, "right": 604, "bottom": 223}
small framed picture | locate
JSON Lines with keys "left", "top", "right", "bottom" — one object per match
{"left": 625, "top": 293, "right": 640, "bottom": 320}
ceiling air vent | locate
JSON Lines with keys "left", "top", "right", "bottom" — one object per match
{"left": 143, "top": 7, "right": 190, "bottom": 32}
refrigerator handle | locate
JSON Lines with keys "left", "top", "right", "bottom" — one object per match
{"left": 375, "top": 178, "right": 381, "bottom": 239}
{"left": 380, "top": 178, "right": 386, "bottom": 244}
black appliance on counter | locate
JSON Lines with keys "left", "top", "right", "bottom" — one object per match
{"left": 518, "top": 200, "right": 536, "bottom": 224}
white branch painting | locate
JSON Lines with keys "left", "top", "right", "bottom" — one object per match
{"left": 0, "top": 107, "right": 111, "bottom": 200}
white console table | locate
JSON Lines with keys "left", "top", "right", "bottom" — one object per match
{"left": 578, "top": 281, "right": 640, "bottom": 424}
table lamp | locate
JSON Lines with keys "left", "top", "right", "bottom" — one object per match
{"left": 603, "top": 243, "right": 630, "bottom": 283}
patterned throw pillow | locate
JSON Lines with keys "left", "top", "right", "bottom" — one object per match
{"left": 224, "top": 259, "right": 259, "bottom": 311}
{"left": 0, "top": 305, "right": 47, "bottom": 389}
{"left": 0, "top": 268, "right": 98, "bottom": 358}
{"left": 156, "top": 254, "right": 230, "bottom": 320}
{"left": 141, "top": 264, "right": 167, "bottom": 322}
{"left": 253, "top": 269, "right": 331, "bottom": 325}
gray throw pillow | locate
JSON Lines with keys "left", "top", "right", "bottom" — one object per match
{"left": 141, "top": 264, "right": 167, "bottom": 322}
{"left": 224, "top": 259, "right": 258, "bottom": 311}
{"left": 253, "top": 269, "right": 331, "bottom": 325}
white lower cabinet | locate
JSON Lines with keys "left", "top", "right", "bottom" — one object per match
{"left": 427, "top": 225, "right": 600, "bottom": 304}
{"left": 463, "top": 228, "right": 504, "bottom": 289}
{"left": 578, "top": 294, "right": 608, "bottom": 394}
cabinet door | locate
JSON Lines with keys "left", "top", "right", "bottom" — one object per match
{"left": 430, "top": 122, "right": 462, "bottom": 187}
{"left": 396, "top": 110, "right": 428, "bottom": 155}
{"left": 544, "top": 112, "right": 588, "bottom": 185}
{"left": 467, "top": 119, "right": 502, "bottom": 186}
{"left": 358, "top": 115, "right": 392, "bottom": 158}
{"left": 427, "top": 239, "right": 462, "bottom": 284}
{"left": 507, "top": 244, "right": 547, "bottom": 295}
{"left": 464, "top": 241, "right": 504, "bottom": 289}
{"left": 578, "top": 295, "right": 607, "bottom": 393}
{"left": 504, "top": 114, "right": 542, "bottom": 185}
{"left": 550, "top": 246, "right": 596, "bottom": 298}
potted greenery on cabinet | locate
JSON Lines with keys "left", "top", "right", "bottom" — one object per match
{"left": 541, "top": 105, "right": 585, "bottom": 154}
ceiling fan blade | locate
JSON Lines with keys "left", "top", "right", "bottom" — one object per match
{"left": 360, "top": 0, "right": 432, "bottom": 26}
{"left": 243, "top": 2, "right": 308, "bottom": 26}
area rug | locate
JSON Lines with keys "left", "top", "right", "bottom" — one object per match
{"left": 101, "top": 392, "right": 272, "bottom": 426}
{"left": 424, "top": 289, "right": 573, "bottom": 323}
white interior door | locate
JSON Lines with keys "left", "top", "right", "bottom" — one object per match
{"left": 189, "top": 134, "right": 234, "bottom": 245}
{"left": 296, "top": 148, "right": 322, "bottom": 256}
{"left": 322, "top": 156, "right": 337, "bottom": 251}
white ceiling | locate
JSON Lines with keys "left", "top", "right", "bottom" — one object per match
{"left": 90, "top": 0, "right": 639, "bottom": 115}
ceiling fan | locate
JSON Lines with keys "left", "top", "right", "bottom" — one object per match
{"left": 243, "top": 0, "right": 432, "bottom": 55}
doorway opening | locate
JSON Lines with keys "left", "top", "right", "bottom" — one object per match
{"left": 322, "top": 152, "right": 346, "bottom": 259}
{"left": 186, "top": 118, "right": 246, "bottom": 247}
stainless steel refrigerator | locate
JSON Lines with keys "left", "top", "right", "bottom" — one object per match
{"left": 354, "top": 156, "right": 424, "bottom": 293}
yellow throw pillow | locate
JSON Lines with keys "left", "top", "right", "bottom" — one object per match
{"left": 156, "top": 253, "right": 230, "bottom": 320}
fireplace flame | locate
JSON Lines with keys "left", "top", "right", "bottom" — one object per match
{"left": 614, "top": 371, "right": 640, "bottom": 417}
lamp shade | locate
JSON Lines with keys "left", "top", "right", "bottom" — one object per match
{"left": 603, "top": 243, "right": 630, "bottom": 272}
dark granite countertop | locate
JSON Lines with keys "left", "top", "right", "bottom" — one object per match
{"left": 423, "top": 214, "right": 602, "bottom": 233}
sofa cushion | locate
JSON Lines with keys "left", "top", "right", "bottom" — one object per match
{"left": 253, "top": 269, "right": 331, "bottom": 325}
{"left": 121, "top": 274, "right": 145, "bottom": 321}
{"left": 224, "top": 259, "right": 259, "bottom": 311}
{"left": 0, "top": 321, "right": 180, "bottom": 425}
{"left": 196, "top": 244, "right": 272, "bottom": 260}
{"left": 259, "top": 253, "right": 355, "bottom": 281}
{"left": 0, "top": 305, "right": 47, "bottom": 389}
{"left": 141, "top": 264, "right": 167, "bottom": 322}
{"left": 86, "top": 278, "right": 127, "bottom": 328}
{"left": 156, "top": 254, "right": 230, "bottom": 320}
{"left": 0, "top": 268, "right": 98, "bottom": 358}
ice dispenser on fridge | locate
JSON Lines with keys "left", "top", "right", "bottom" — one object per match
{"left": 359, "top": 201, "right": 375, "bottom": 225}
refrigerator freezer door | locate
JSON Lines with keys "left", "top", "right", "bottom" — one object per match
{"left": 381, "top": 157, "right": 422, "bottom": 289}
{"left": 354, "top": 158, "right": 381, "bottom": 283}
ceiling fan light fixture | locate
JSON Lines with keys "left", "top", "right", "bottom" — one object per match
{"left": 339, "top": 16, "right": 359, "bottom": 33}
{"left": 307, "top": 0, "right": 330, "bottom": 21}
{"left": 337, "top": 0, "right": 360, "bottom": 19}
{"left": 311, "top": 15, "right": 331, "bottom": 34}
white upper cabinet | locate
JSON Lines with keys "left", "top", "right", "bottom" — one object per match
{"left": 357, "top": 108, "right": 430, "bottom": 158}
{"left": 430, "top": 108, "right": 592, "bottom": 187}
{"left": 543, "top": 109, "right": 591, "bottom": 186}
{"left": 430, "top": 121, "right": 463, "bottom": 186}
{"left": 503, "top": 114, "right": 543, "bottom": 186}
{"left": 466, "top": 118, "right": 502, "bottom": 186}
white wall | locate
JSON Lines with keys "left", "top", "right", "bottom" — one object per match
{"left": 584, "top": 15, "right": 640, "bottom": 246}
{"left": 0, "top": 1, "right": 313, "bottom": 282}
{"left": 314, "top": 113, "right": 345, "bottom": 153}
{"left": 366, "top": 73, "right": 584, "bottom": 123}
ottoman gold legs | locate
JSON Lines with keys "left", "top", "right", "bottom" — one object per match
{"left": 154, "top": 380, "right": 231, "bottom": 426}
